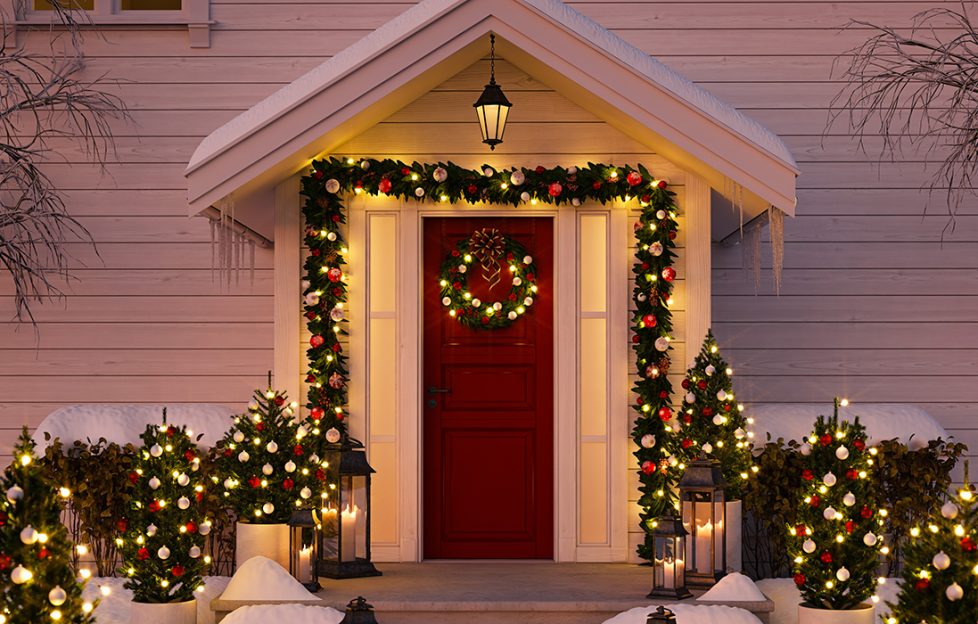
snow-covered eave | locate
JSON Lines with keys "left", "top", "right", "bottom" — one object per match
{"left": 185, "top": 0, "right": 798, "bottom": 216}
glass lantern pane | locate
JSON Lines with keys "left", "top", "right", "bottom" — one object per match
{"left": 352, "top": 474, "right": 368, "bottom": 560}
{"left": 654, "top": 538, "right": 680, "bottom": 590}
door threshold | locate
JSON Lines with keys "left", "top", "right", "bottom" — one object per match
{"left": 420, "top": 559, "right": 558, "bottom": 564}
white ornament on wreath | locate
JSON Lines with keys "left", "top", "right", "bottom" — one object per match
{"left": 702, "top": 442, "right": 714, "bottom": 454}
{"left": 49, "top": 586, "right": 67, "bottom": 606}
{"left": 327, "top": 231, "right": 337, "bottom": 242}
{"left": 11, "top": 565, "right": 31, "bottom": 585}
{"left": 712, "top": 415, "right": 724, "bottom": 426}
{"left": 177, "top": 496, "right": 190, "bottom": 510}
{"left": 458, "top": 264, "right": 467, "bottom": 274}
{"left": 471, "top": 298, "right": 481, "bottom": 308}
{"left": 284, "top": 461, "right": 296, "bottom": 473}
{"left": 483, "top": 166, "right": 495, "bottom": 178}
{"left": 360, "top": 160, "right": 370, "bottom": 170}
{"left": 325, "top": 179, "right": 340, "bottom": 194}
{"left": 199, "top": 522, "right": 212, "bottom": 536}
{"left": 300, "top": 487, "right": 312, "bottom": 499}
{"left": 685, "top": 392, "right": 696, "bottom": 404}
{"left": 835, "top": 567, "right": 850, "bottom": 582}
{"left": 823, "top": 507, "right": 838, "bottom": 520}
{"left": 510, "top": 170, "right": 525, "bottom": 186}
{"left": 441, "top": 297, "right": 452, "bottom": 306}
{"left": 20, "top": 526, "right": 37, "bottom": 544}
{"left": 433, "top": 167, "right": 448, "bottom": 183}
{"left": 329, "top": 308, "right": 344, "bottom": 322}
{"left": 734, "top": 428, "right": 746, "bottom": 440}
{"left": 656, "top": 210, "right": 667, "bottom": 220}
{"left": 177, "top": 473, "right": 190, "bottom": 487}
{"left": 301, "top": 279, "right": 311, "bottom": 291}
{"left": 304, "top": 293, "right": 319, "bottom": 306}
{"left": 263, "top": 502, "right": 275, "bottom": 514}
{"left": 705, "top": 365, "right": 716, "bottom": 376}
{"left": 520, "top": 191, "right": 530, "bottom": 202}
{"left": 654, "top": 337, "right": 670, "bottom": 352}
{"left": 189, "top": 546, "right": 202, "bottom": 559}
{"left": 415, "top": 187, "right": 425, "bottom": 197}
{"left": 233, "top": 431, "right": 245, "bottom": 443}
{"left": 571, "top": 198, "right": 581, "bottom": 207}
{"left": 716, "top": 389, "right": 727, "bottom": 401}
{"left": 147, "top": 524, "right": 158, "bottom": 537}
{"left": 641, "top": 434, "right": 656, "bottom": 448}
{"left": 650, "top": 242, "right": 664, "bottom": 256}
{"left": 799, "top": 443, "right": 812, "bottom": 456}
{"left": 326, "top": 428, "right": 342, "bottom": 443}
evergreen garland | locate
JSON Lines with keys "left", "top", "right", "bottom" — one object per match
{"left": 677, "top": 330, "right": 754, "bottom": 501}
{"left": 788, "top": 402, "right": 883, "bottom": 610}
{"left": 886, "top": 476, "right": 977, "bottom": 623}
{"left": 301, "top": 157, "right": 679, "bottom": 560}
{"left": 0, "top": 429, "right": 96, "bottom": 624}
{"left": 119, "top": 416, "right": 209, "bottom": 603}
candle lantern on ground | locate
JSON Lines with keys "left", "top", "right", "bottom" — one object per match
{"left": 678, "top": 453, "right": 727, "bottom": 588}
{"left": 340, "top": 596, "right": 379, "bottom": 624}
{"left": 318, "top": 437, "right": 381, "bottom": 578}
{"left": 646, "top": 606, "right": 678, "bottom": 624}
{"left": 288, "top": 508, "right": 321, "bottom": 592}
{"left": 647, "top": 515, "right": 692, "bottom": 600}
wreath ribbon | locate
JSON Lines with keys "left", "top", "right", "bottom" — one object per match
{"left": 469, "top": 228, "right": 505, "bottom": 290}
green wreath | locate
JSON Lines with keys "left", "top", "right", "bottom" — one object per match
{"left": 438, "top": 228, "right": 538, "bottom": 329}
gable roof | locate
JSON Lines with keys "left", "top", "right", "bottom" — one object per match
{"left": 185, "top": 0, "right": 798, "bottom": 217}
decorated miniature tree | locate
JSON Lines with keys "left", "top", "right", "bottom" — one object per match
{"left": 788, "top": 401, "right": 883, "bottom": 611}
{"left": 677, "top": 330, "right": 754, "bottom": 500}
{"left": 1, "top": 428, "right": 96, "bottom": 623}
{"left": 886, "top": 471, "right": 977, "bottom": 624}
{"left": 119, "top": 415, "right": 210, "bottom": 603}
{"left": 214, "top": 383, "right": 329, "bottom": 524}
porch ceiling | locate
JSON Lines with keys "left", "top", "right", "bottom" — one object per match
{"left": 185, "top": 0, "right": 799, "bottom": 223}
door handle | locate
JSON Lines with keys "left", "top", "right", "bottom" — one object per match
{"left": 427, "top": 386, "right": 450, "bottom": 394}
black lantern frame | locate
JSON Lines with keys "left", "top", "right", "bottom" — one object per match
{"left": 646, "top": 606, "right": 678, "bottom": 624}
{"left": 288, "top": 508, "right": 321, "bottom": 592}
{"left": 677, "top": 454, "right": 727, "bottom": 588}
{"left": 473, "top": 33, "right": 512, "bottom": 150}
{"left": 318, "top": 437, "right": 382, "bottom": 579}
{"left": 647, "top": 515, "right": 692, "bottom": 600}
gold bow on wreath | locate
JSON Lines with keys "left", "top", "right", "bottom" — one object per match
{"left": 469, "top": 228, "right": 506, "bottom": 290}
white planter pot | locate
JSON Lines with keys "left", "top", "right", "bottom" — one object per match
{"left": 798, "top": 603, "right": 875, "bottom": 624}
{"left": 236, "top": 521, "right": 290, "bottom": 570}
{"left": 130, "top": 599, "right": 197, "bottom": 624}
{"left": 726, "top": 499, "right": 742, "bottom": 573}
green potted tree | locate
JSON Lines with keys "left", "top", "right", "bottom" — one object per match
{"left": 789, "top": 401, "right": 883, "bottom": 624}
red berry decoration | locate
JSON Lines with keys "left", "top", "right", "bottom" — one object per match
{"left": 702, "top": 407, "right": 714, "bottom": 417}
{"left": 626, "top": 171, "right": 643, "bottom": 186}
{"left": 148, "top": 500, "right": 161, "bottom": 513}
{"left": 117, "top": 519, "right": 128, "bottom": 532}
{"left": 37, "top": 548, "right": 49, "bottom": 559}
{"left": 467, "top": 184, "right": 479, "bottom": 195}
{"left": 0, "top": 511, "right": 6, "bottom": 526}
{"left": 681, "top": 438, "right": 693, "bottom": 449}
{"left": 820, "top": 551, "right": 833, "bottom": 564}
{"left": 0, "top": 554, "right": 10, "bottom": 570}
{"left": 961, "top": 537, "right": 977, "bottom": 552}
{"left": 845, "top": 520, "right": 855, "bottom": 534}
{"left": 860, "top": 506, "right": 873, "bottom": 519}
{"left": 315, "top": 469, "right": 326, "bottom": 481}
{"left": 128, "top": 471, "right": 140, "bottom": 484}
{"left": 697, "top": 380, "right": 707, "bottom": 390}
{"left": 846, "top": 469, "right": 859, "bottom": 481}
{"left": 274, "top": 396, "right": 286, "bottom": 407}
{"left": 248, "top": 476, "right": 261, "bottom": 489}
{"left": 793, "top": 573, "right": 806, "bottom": 586}
{"left": 592, "top": 181, "right": 602, "bottom": 190}
{"left": 642, "top": 314, "right": 657, "bottom": 328}
{"left": 681, "top": 379, "right": 690, "bottom": 390}
{"left": 293, "top": 444, "right": 304, "bottom": 456}
{"left": 801, "top": 469, "right": 814, "bottom": 481}
{"left": 332, "top": 343, "right": 342, "bottom": 353}
{"left": 853, "top": 439, "right": 866, "bottom": 451}
{"left": 657, "top": 180, "right": 668, "bottom": 190}
{"left": 166, "top": 426, "right": 175, "bottom": 438}
{"left": 184, "top": 450, "right": 196, "bottom": 462}
{"left": 795, "top": 524, "right": 808, "bottom": 536}
{"left": 186, "top": 521, "right": 198, "bottom": 533}
{"left": 809, "top": 495, "right": 820, "bottom": 507}
{"left": 535, "top": 165, "right": 546, "bottom": 174}
{"left": 914, "top": 578, "right": 930, "bottom": 592}
{"left": 310, "top": 335, "right": 325, "bottom": 347}
{"left": 137, "top": 548, "right": 150, "bottom": 561}
{"left": 282, "top": 478, "right": 294, "bottom": 491}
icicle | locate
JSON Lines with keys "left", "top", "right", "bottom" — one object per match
{"left": 741, "top": 222, "right": 762, "bottom": 293}
{"left": 209, "top": 218, "right": 216, "bottom": 284}
{"left": 249, "top": 239, "right": 256, "bottom": 286}
{"left": 768, "top": 206, "right": 785, "bottom": 295}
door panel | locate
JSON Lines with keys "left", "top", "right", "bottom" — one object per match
{"left": 423, "top": 217, "right": 554, "bottom": 559}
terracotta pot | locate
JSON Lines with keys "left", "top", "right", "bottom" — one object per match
{"left": 235, "top": 521, "right": 290, "bottom": 570}
{"left": 130, "top": 599, "right": 197, "bottom": 624}
{"left": 798, "top": 603, "right": 875, "bottom": 624}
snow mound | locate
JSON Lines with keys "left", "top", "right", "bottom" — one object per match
{"left": 223, "top": 604, "right": 344, "bottom": 624}
{"left": 749, "top": 403, "right": 948, "bottom": 448}
{"left": 34, "top": 404, "right": 237, "bottom": 450}
{"left": 604, "top": 604, "right": 761, "bottom": 624}
{"left": 83, "top": 576, "right": 231, "bottom": 624}
{"left": 700, "top": 573, "right": 766, "bottom": 602}
{"left": 221, "top": 556, "right": 321, "bottom": 602}
{"left": 754, "top": 577, "right": 901, "bottom": 624}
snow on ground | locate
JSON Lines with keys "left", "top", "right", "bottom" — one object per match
{"left": 700, "top": 573, "right": 767, "bottom": 602}
{"left": 220, "top": 556, "right": 322, "bottom": 601}
{"left": 222, "top": 604, "right": 344, "bottom": 624}
{"left": 604, "top": 604, "right": 762, "bottom": 624}
{"left": 749, "top": 403, "right": 947, "bottom": 448}
{"left": 82, "top": 575, "right": 231, "bottom": 624}
{"left": 755, "top": 577, "right": 901, "bottom": 624}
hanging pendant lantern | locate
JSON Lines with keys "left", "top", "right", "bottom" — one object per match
{"left": 473, "top": 33, "right": 512, "bottom": 150}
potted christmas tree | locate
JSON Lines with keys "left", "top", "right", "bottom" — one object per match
{"left": 1, "top": 428, "right": 96, "bottom": 623}
{"left": 789, "top": 401, "right": 883, "bottom": 624}
{"left": 215, "top": 384, "right": 327, "bottom": 569}
{"left": 119, "top": 416, "right": 210, "bottom": 624}
{"left": 886, "top": 469, "right": 976, "bottom": 624}
{"left": 677, "top": 330, "right": 754, "bottom": 571}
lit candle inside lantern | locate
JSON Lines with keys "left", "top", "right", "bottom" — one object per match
{"left": 695, "top": 519, "right": 712, "bottom": 573}
{"left": 298, "top": 545, "right": 312, "bottom": 581}
{"left": 341, "top": 504, "right": 359, "bottom": 561}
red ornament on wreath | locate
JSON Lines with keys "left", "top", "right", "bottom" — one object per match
{"left": 626, "top": 171, "right": 643, "bottom": 186}
{"left": 642, "top": 314, "right": 657, "bottom": 328}
{"left": 548, "top": 182, "right": 563, "bottom": 197}
{"left": 662, "top": 267, "right": 676, "bottom": 282}
{"left": 327, "top": 267, "right": 342, "bottom": 282}
{"left": 378, "top": 178, "right": 392, "bottom": 194}
{"left": 310, "top": 406, "right": 324, "bottom": 420}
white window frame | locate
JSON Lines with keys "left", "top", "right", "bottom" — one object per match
{"left": 13, "top": 0, "right": 212, "bottom": 47}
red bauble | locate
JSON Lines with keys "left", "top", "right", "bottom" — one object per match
{"left": 535, "top": 166, "right": 546, "bottom": 174}
{"left": 332, "top": 343, "right": 343, "bottom": 353}
{"left": 137, "top": 548, "right": 150, "bottom": 561}
{"left": 642, "top": 314, "right": 657, "bottom": 328}
{"left": 661, "top": 267, "right": 676, "bottom": 282}
{"left": 481, "top": 316, "right": 490, "bottom": 325}
{"left": 820, "top": 551, "right": 833, "bottom": 564}
{"left": 846, "top": 469, "right": 859, "bottom": 481}
{"left": 0, "top": 511, "right": 6, "bottom": 526}
{"left": 626, "top": 171, "right": 643, "bottom": 186}
{"left": 223, "top": 448, "right": 232, "bottom": 458}
{"left": 860, "top": 506, "right": 873, "bottom": 519}
{"left": 184, "top": 450, "right": 196, "bottom": 462}
{"left": 315, "top": 469, "right": 326, "bottom": 481}
{"left": 820, "top": 434, "right": 833, "bottom": 446}
{"left": 310, "top": 249, "right": 321, "bottom": 256}
{"left": 310, "top": 406, "right": 324, "bottom": 420}
{"left": 172, "top": 565, "right": 185, "bottom": 578}
{"left": 186, "top": 521, "right": 198, "bottom": 533}
{"left": 0, "top": 554, "right": 9, "bottom": 570}
{"left": 658, "top": 407, "right": 672, "bottom": 422}
{"left": 467, "top": 184, "right": 479, "bottom": 195}
{"left": 332, "top": 287, "right": 343, "bottom": 297}
{"left": 845, "top": 520, "right": 855, "bottom": 534}
{"left": 658, "top": 390, "right": 669, "bottom": 399}
{"left": 38, "top": 548, "right": 49, "bottom": 559}
{"left": 548, "top": 182, "right": 563, "bottom": 197}
{"left": 801, "top": 469, "right": 814, "bottom": 481}
{"left": 128, "top": 471, "right": 140, "bottom": 484}
{"left": 631, "top": 334, "right": 640, "bottom": 344}
{"left": 149, "top": 501, "right": 161, "bottom": 513}
{"left": 853, "top": 439, "right": 866, "bottom": 451}
{"left": 331, "top": 213, "right": 341, "bottom": 223}
{"left": 668, "top": 231, "right": 678, "bottom": 241}
{"left": 378, "top": 178, "right": 392, "bottom": 194}
{"left": 248, "top": 476, "right": 261, "bottom": 489}
{"left": 116, "top": 519, "right": 128, "bottom": 532}
{"left": 313, "top": 170, "right": 324, "bottom": 180}
{"left": 274, "top": 396, "right": 285, "bottom": 406}
{"left": 681, "top": 379, "right": 690, "bottom": 390}
{"left": 702, "top": 407, "right": 714, "bottom": 417}
{"left": 166, "top": 426, "right": 175, "bottom": 438}
{"left": 592, "top": 181, "right": 602, "bottom": 190}
{"left": 723, "top": 403, "right": 732, "bottom": 412}
{"left": 793, "top": 574, "right": 806, "bottom": 586}
{"left": 327, "top": 267, "right": 343, "bottom": 282}
{"left": 452, "top": 281, "right": 462, "bottom": 291}
{"left": 293, "top": 445, "right": 304, "bottom": 456}
{"left": 961, "top": 537, "right": 977, "bottom": 552}
{"left": 195, "top": 491, "right": 204, "bottom": 502}
{"left": 795, "top": 524, "right": 807, "bottom": 536}
{"left": 306, "top": 374, "right": 316, "bottom": 383}
{"left": 310, "top": 335, "right": 325, "bottom": 348}
{"left": 697, "top": 380, "right": 707, "bottom": 390}
{"left": 305, "top": 311, "right": 316, "bottom": 320}
{"left": 809, "top": 495, "right": 820, "bottom": 507}
{"left": 282, "top": 478, "right": 294, "bottom": 491}
{"left": 641, "top": 460, "right": 656, "bottom": 475}
{"left": 914, "top": 578, "right": 930, "bottom": 592}
{"left": 256, "top": 422, "right": 266, "bottom": 432}
{"left": 681, "top": 438, "right": 693, "bottom": 449}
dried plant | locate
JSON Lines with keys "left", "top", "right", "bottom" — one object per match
{"left": 1, "top": 1, "right": 127, "bottom": 327}
{"left": 831, "top": 5, "right": 978, "bottom": 234}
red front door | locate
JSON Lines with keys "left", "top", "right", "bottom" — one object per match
{"left": 423, "top": 217, "right": 554, "bottom": 559}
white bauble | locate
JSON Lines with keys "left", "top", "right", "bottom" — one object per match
{"left": 941, "top": 501, "right": 959, "bottom": 519}
{"left": 656, "top": 210, "right": 667, "bottom": 220}
{"left": 523, "top": 255, "right": 533, "bottom": 265}
{"left": 325, "top": 179, "right": 340, "bottom": 194}
{"left": 304, "top": 293, "right": 319, "bottom": 307}
{"left": 11, "top": 565, "right": 32, "bottom": 584}
{"left": 198, "top": 522, "right": 212, "bottom": 536}
{"left": 326, "top": 231, "right": 337, "bottom": 242}
{"left": 177, "top": 496, "right": 190, "bottom": 510}
{"left": 863, "top": 532, "right": 877, "bottom": 547}
{"left": 650, "top": 242, "right": 664, "bottom": 257}
{"left": 836, "top": 567, "right": 850, "bottom": 582}
{"left": 157, "top": 546, "right": 170, "bottom": 560}
{"left": 637, "top": 292, "right": 647, "bottom": 302}
{"left": 799, "top": 443, "right": 812, "bottom": 456}
{"left": 712, "top": 415, "right": 724, "bottom": 426}
{"left": 654, "top": 337, "right": 669, "bottom": 352}
{"left": 823, "top": 472, "right": 837, "bottom": 487}
{"left": 360, "top": 160, "right": 370, "bottom": 170}
{"left": 513, "top": 277, "right": 523, "bottom": 286}
{"left": 471, "top": 298, "right": 480, "bottom": 308}
{"left": 571, "top": 198, "right": 582, "bottom": 207}
{"left": 223, "top": 478, "right": 234, "bottom": 490}
{"left": 177, "top": 473, "right": 190, "bottom": 487}
{"left": 20, "top": 526, "right": 38, "bottom": 544}
{"left": 146, "top": 524, "right": 158, "bottom": 537}
{"left": 442, "top": 297, "right": 452, "bottom": 306}
{"left": 836, "top": 446, "right": 850, "bottom": 460}
{"left": 329, "top": 308, "right": 344, "bottom": 323}
{"left": 262, "top": 503, "right": 275, "bottom": 515}
{"left": 150, "top": 444, "right": 163, "bottom": 457}
{"left": 716, "top": 390, "right": 728, "bottom": 401}
{"left": 702, "top": 443, "right": 714, "bottom": 454}
{"left": 641, "top": 434, "right": 656, "bottom": 449}
{"left": 49, "top": 586, "right": 67, "bottom": 606}
{"left": 567, "top": 166, "right": 578, "bottom": 175}
{"left": 238, "top": 451, "right": 250, "bottom": 463}
{"left": 233, "top": 431, "right": 245, "bottom": 443}
{"left": 823, "top": 507, "right": 838, "bottom": 520}
{"left": 458, "top": 265, "right": 467, "bottom": 274}
{"left": 433, "top": 167, "right": 448, "bottom": 182}
{"left": 492, "top": 302, "right": 502, "bottom": 311}
{"left": 189, "top": 546, "right": 202, "bottom": 559}
{"left": 301, "top": 279, "right": 311, "bottom": 291}
{"left": 285, "top": 461, "right": 296, "bottom": 473}
{"left": 6, "top": 485, "right": 23, "bottom": 502}
{"left": 705, "top": 365, "right": 716, "bottom": 376}
{"left": 802, "top": 539, "right": 816, "bottom": 554}
{"left": 946, "top": 582, "right": 964, "bottom": 601}
{"left": 266, "top": 441, "right": 279, "bottom": 454}
{"left": 932, "top": 551, "right": 951, "bottom": 570}
{"left": 248, "top": 400, "right": 259, "bottom": 411}
{"left": 300, "top": 487, "right": 313, "bottom": 499}
{"left": 262, "top": 463, "right": 274, "bottom": 476}
{"left": 148, "top": 476, "right": 161, "bottom": 490}
{"left": 326, "top": 428, "right": 342, "bottom": 444}
{"left": 510, "top": 170, "right": 525, "bottom": 186}
{"left": 508, "top": 311, "right": 518, "bottom": 320}
{"left": 415, "top": 187, "right": 425, "bottom": 198}
{"left": 734, "top": 428, "right": 747, "bottom": 440}
{"left": 843, "top": 492, "right": 856, "bottom": 507}
{"left": 524, "top": 297, "right": 534, "bottom": 307}
{"left": 483, "top": 166, "right": 495, "bottom": 178}
{"left": 685, "top": 392, "right": 696, "bottom": 404}
{"left": 520, "top": 191, "right": 530, "bottom": 202}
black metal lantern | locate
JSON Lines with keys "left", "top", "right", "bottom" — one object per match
{"left": 646, "top": 606, "right": 678, "bottom": 624}
{"left": 473, "top": 33, "right": 512, "bottom": 150}
{"left": 288, "top": 508, "right": 321, "bottom": 592}
{"left": 678, "top": 453, "right": 727, "bottom": 588}
{"left": 647, "top": 515, "right": 692, "bottom": 600}
{"left": 340, "top": 597, "right": 379, "bottom": 624}
{"left": 318, "top": 437, "right": 381, "bottom": 579}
